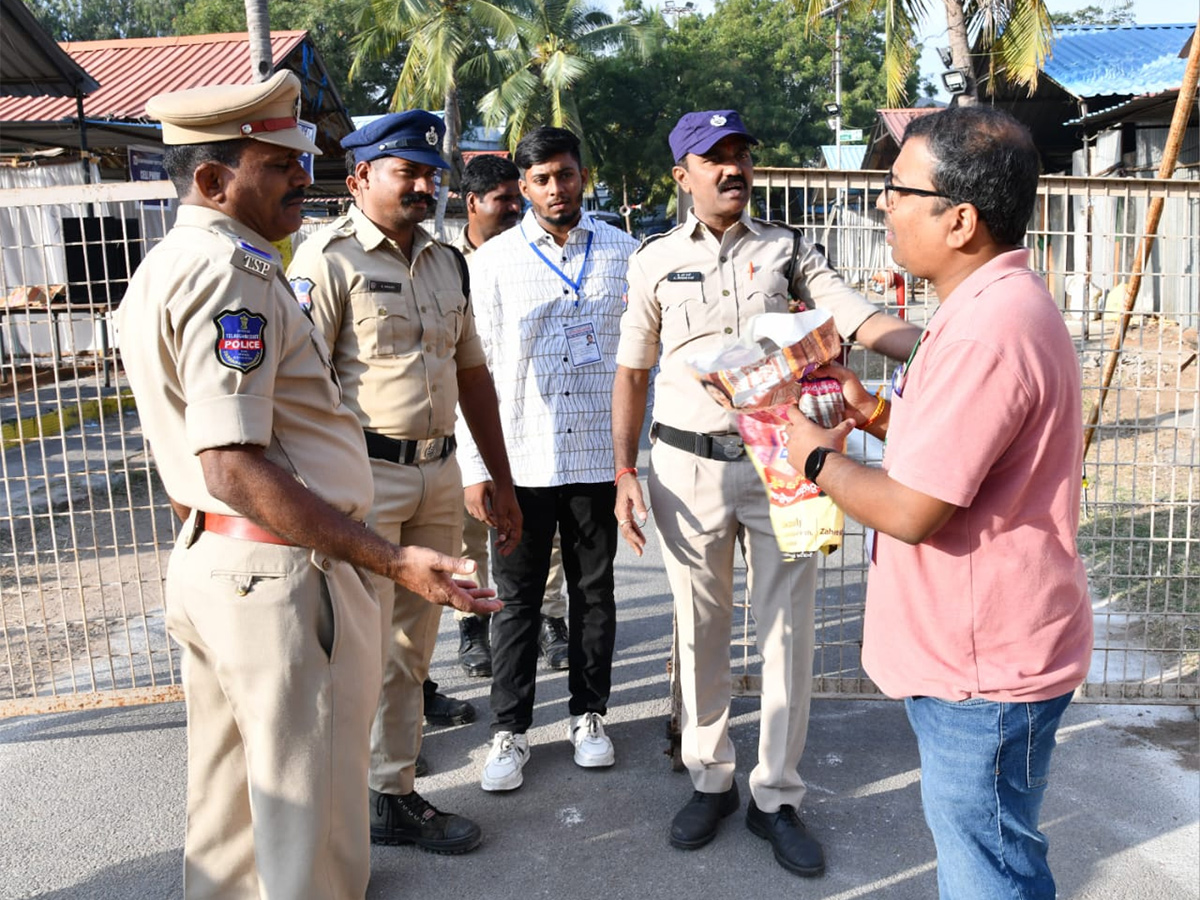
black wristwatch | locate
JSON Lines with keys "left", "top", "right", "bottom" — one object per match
{"left": 804, "top": 446, "right": 836, "bottom": 483}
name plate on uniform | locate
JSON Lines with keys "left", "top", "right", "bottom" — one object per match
{"left": 667, "top": 272, "right": 703, "bottom": 282}
{"left": 369, "top": 280, "right": 403, "bottom": 292}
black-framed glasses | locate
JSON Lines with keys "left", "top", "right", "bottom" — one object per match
{"left": 882, "top": 173, "right": 956, "bottom": 207}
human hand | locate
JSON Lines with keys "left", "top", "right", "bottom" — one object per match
{"left": 464, "top": 481, "right": 494, "bottom": 525}
{"left": 783, "top": 405, "right": 854, "bottom": 476}
{"left": 810, "top": 362, "right": 876, "bottom": 426}
{"left": 490, "top": 483, "right": 523, "bottom": 556}
{"left": 614, "top": 473, "right": 649, "bottom": 557}
{"left": 393, "top": 546, "right": 503, "bottom": 614}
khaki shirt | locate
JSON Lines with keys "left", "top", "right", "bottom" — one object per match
{"left": 116, "top": 205, "right": 373, "bottom": 518}
{"left": 616, "top": 209, "right": 881, "bottom": 435}
{"left": 450, "top": 226, "right": 477, "bottom": 259}
{"left": 287, "top": 205, "right": 486, "bottom": 440}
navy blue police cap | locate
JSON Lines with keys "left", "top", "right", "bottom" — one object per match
{"left": 341, "top": 110, "right": 449, "bottom": 169}
{"left": 668, "top": 109, "right": 759, "bottom": 162}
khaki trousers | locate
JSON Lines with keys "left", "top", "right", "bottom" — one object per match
{"left": 367, "top": 454, "right": 463, "bottom": 795}
{"left": 457, "top": 512, "right": 566, "bottom": 620}
{"left": 648, "top": 441, "right": 818, "bottom": 813}
{"left": 167, "top": 516, "right": 382, "bottom": 900}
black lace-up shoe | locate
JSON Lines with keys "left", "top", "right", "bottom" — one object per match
{"left": 369, "top": 789, "right": 482, "bottom": 854}
{"left": 423, "top": 680, "right": 476, "bottom": 726}
{"left": 458, "top": 616, "right": 492, "bottom": 677}
{"left": 669, "top": 783, "right": 740, "bottom": 850}
{"left": 745, "top": 800, "right": 825, "bottom": 877}
{"left": 538, "top": 616, "right": 569, "bottom": 670}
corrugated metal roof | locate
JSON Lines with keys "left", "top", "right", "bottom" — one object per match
{"left": 0, "top": 0, "right": 99, "bottom": 98}
{"left": 819, "top": 144, "right": 866, "bottom": 169}
{"left": 1041, "top": 23, "right": 1194, "bottom": 99}
{"left": 875, "top": 108, "right": 938, "bottom": 144}
{"left": 0, "top": 31, "right": 308, "bottom": 122}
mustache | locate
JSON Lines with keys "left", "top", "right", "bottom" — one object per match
{"left": 401, "top": 192, "right": 435, "bottom": 207}
{"left": 283, "top": 188, "right": 307, "bottom": 204}
{"left": 717, "top": 177, "right": 746, "bottom": 192}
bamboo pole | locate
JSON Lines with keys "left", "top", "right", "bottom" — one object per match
{"left": 1081, "top": 18, "right": 1200, "bottom": 458}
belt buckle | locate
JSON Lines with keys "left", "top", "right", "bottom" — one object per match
{"left": 712, "top": 434, "right": 744, "bottom": 460}
{"left": 419, "top": 438, "right": 439, "bottom": 462}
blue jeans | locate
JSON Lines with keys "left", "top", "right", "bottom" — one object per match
{"left": 905, "top": 692, "right": 1074, "bottom": 900}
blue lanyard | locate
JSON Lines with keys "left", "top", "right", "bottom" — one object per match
{"left": 522, "top": 223, "right": 594, "bottom": 303}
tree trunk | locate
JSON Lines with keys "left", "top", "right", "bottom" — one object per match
{"left": 434, "top": 83, "right": 462, "bottom": 238}
{"left": 942, "top": 0, "right": 977, "bottom": 105}
{"left": 245, "top": 0, "right": 273, "bottom": 82}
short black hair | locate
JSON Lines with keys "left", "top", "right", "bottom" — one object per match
{"left": 460, "top": 155, "right": 520, "bottom": 199}
{"left": 513, "top": 127, "right": 582, "bottom": 172}
{"left": 902, "top": 107, "right": 1040, "bottom": 246}
{"left": 163, "top": 139, "right": 251, "bottom": 198}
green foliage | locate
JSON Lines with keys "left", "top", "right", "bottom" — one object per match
{"left": 1050, "top": 1, "right": 1135, "bottom": 26}
{"left": 579, "top": 0, "right": 905, "bottom": 213}
{"left": 26, "top": 0, "right": 184, "bottom": 40}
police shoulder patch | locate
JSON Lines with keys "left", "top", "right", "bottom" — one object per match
{"left": 213, "top": 308, "right": 268, "bottom": 372}
{"left": 231, "top": 241, "right": 277, "bottom": 280}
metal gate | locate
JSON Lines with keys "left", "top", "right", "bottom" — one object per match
{"left": 1, "top": 174, "right": 1197, "bottom": 718}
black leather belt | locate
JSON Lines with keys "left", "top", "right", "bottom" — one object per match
{"left": 651, "top": 422, "right": 745, "bottom": 461}
{"left": 363, "top": 430, "right": 456, "bottom": 465}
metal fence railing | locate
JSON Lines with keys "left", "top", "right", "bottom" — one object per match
{"left": 1, "top": 173, "right": 1197, "bottom": 716}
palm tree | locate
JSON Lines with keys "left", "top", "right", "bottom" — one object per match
{"left": 244, "top": 0, "right": 273, "bottom": 81}
{"left": 349, "top": 0, "right": 521, "bottom": 230}
{"left": 798, "top": 0, "right": 1054, "bottom": 106}
{"left": 478, "top": 0, "right": 650, "bottom": 152}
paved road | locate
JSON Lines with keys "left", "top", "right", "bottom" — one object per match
{"left": 2, "top": 497, "right": 1197, "bottom": 900}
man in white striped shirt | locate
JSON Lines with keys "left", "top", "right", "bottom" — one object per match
{"left": 457, "top": 127, "right": 638, "bottom": 791}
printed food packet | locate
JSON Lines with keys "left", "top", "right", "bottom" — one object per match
{"left": 688, "top": 311, "right": 845, "bottom": 557}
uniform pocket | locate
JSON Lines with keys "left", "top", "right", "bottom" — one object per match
{"left": 350, "top": 291, "right": 416, "bottom": 358}
{"left": 658, "top": 281, "right": 707, "bottom": 337}
{"left": 433, "top": 289, "right": 466, "bottom": 352}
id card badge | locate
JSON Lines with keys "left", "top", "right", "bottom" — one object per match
{"left": 564, "top": 321, "right": 603, "bottom": 367}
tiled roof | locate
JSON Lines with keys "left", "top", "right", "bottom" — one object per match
{"left": 0, "top": 31, "right": 309, "bottom": 122}
{"left": 1041, "top": 23, "right": 1194, "bottom": 99}
{"left": 875, "top": 108, "right": 938, "bottom": 143}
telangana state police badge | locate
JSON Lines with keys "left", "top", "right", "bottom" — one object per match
{"left": 213, "top": 308, "right": 267, "bottom": 372}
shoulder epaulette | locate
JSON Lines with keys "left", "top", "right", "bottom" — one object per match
{"left": 633, "top": 220, "right": 687, "bottom": 254}
{"left": 229, "top": 240, "right": 278, "bottom": 280}
{"left": 752, "top": 217, "right": 805, "bottom": 237}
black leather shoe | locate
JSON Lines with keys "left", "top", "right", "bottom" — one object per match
{"left": 369, "top": 789, "right": 482, "bottom": 854}
{"left": 458, "top": 616, "right": 493, "bottom": 678}
{"left": 539, "top": 616, "right": 569, "bottom": 670}
{"left": 745, "top": 800, "right": 825, "bottom": 877}
{"left": 423, "top": 680, "right": 476, "bottom": 727}
{"left": 415, "top": 754, "right": 429, "bottom": 777}
{"left": 669, "top": 783, "right": 740, "bottom": 850}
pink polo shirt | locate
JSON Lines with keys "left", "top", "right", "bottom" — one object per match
{"left": 863, "top": 249, "right": 1092, "bottom": 702}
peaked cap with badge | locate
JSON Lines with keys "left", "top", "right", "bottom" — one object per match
{"left": 145, "top": 69, "right": 320, "bottom": 155}
{"left": 341, "top": 111, "right": 449, "bottom": 169}
{"left": 668, "top": 109, "right": 759, "bottom": 162}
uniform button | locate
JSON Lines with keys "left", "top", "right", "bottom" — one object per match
{"left": 235, "top": 586, "right": 248, "bottom": 597}
{"left": 724, "top": 326, "right": 733, "bottom": 334}
{"left": 321, "top": 558, "right": 332, "bottom": 571}
{"left": 564, "top": 391, "right": 570, "bottom": 396}
{"left": 377, "top": 306, "right": 387, "bottom": 316}
{"left": 722, "top": 289, "right": 730, "bottom": 297}
{"left": 420, "top": 305, "right": 428, "bottom": 312}
{"left": 425, "top": 344, "right": 433, "bottom": 352}
{"left": 563, "top": 356, "right": 569, "bottom": 362}
{"left": 431, "top": 384, "right": 439, "bottom": 392}
{"left": 563, "top": 288, "right": 569, "bottom": 294}
{"left": 566, "top": 428, "right": 572, "bottom": 433}
{"left": 720, "top": 255, "right": 727, "bottom": 263}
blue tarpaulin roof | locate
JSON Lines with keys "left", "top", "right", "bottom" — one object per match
{"left": 1042, "top": 23, "right": 1194, "bottom": 99}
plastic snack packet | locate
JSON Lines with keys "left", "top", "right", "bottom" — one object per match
{"left": 689, "top": 311, "right": 845, "bottom": 557}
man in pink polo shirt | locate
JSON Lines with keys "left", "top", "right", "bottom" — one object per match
{"left": 785, "top": 106, "right": 1092, "bottom": 900}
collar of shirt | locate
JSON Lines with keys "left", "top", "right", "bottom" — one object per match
{"left": 682, "top": 206, "right": 767, "bottom": 244}
{"left": 519, "top": 207, "right": 598, "bottom": 248}
{"left": 347, "top": 203, "right": 436, "bottom": 262}
{"left": 941, "top": 248, "right": 1031, "bottom": 308}
{"left": 177, "top": 204, "right": 281, "bottom": 261}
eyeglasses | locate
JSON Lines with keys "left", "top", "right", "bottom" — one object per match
{"left": 882, "top": 173, "right": 956, "bottom": 207}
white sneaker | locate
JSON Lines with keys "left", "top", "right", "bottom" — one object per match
{"left": 480, "top": 731, "right": 530, "bottom": 791}
{"left": 569, "top": 712, "right": 615, "bottom": 768}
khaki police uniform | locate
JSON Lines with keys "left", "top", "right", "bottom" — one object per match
{"left": 449, "top": 227, "right": 566, "bottom": 620}
{"left": 118, "top": 206, "right": 382, "bottom": 899}
{"left": 616, "top": 209, "right": 879, "bottom": 813}
{"left": 289, "top": 207, "right": 484, "bottom": 796}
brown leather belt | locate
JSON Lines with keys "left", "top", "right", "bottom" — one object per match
{"left": 199, "top": 511, "right": 294, "bottom": 546}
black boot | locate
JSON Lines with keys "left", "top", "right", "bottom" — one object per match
{"left": 538, "top": 615, "right": 569, "bottom": 670}
{"left": 423, "top": 678, "right": 476, "bottom": 726}
{"left": 369, "top": 788, "right": 482, "bottom": 854}
{"left": 458, "top": 616, "right": 493, "bottom": 677}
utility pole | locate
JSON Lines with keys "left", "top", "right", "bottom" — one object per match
{"left": 820, "top": 0, "right": 851, "bottom": 170}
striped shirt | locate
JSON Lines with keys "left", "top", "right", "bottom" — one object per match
{"left": 458, "top": 208, "right": 638, "bottom": 487}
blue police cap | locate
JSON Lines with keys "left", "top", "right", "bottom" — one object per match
{"left": 668, "top": 110, "right": 759, "bottom": 162}
{"left": 341, "top": 110, "right": 449, "bottom": 169}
